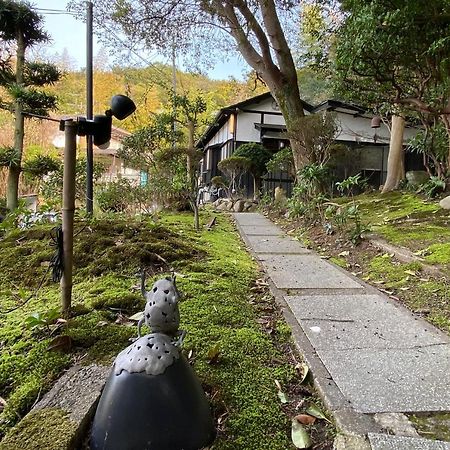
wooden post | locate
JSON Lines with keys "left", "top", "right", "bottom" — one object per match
{"left": 61, "top": 120, "right": 78, "bottom": 316}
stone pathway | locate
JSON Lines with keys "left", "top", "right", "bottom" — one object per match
{"left": 234, "top": 212, "right": 450, "bottom": 450}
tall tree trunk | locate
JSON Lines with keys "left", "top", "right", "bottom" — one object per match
{"left": 266, "top": 77, "right": 306, "bottom": 173}
{"left": 186, "top": 120, "right": 199, "bottom": 231}
{"left": 441, "top": 114, "right": 450, "bottom": 171}
{"left": 382, "top": 115, "right": 405, "bottom": 193}
{"left": 253, "top": 175, "right": 261, "bottom": 201}
{"left": 216, "top": 0, "right": 308, "bottom": 172}
{"left": 6, "top": 29, "right": 25, "bottom": 211}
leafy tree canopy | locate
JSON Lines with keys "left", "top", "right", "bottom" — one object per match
{"left": 234, "top": 142, "right": 272, "bottom": 177}
{"left": 334, "top": 0, "right": 450, "bottom": 116}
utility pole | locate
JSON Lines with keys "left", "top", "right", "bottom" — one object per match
{"left": 86, "top": 0, "right": 94, "bottom": 215}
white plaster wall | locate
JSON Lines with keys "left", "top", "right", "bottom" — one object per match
{"left": 264, "top": 114, "right": 285, "bottom": 125}
{"left": 335, "top": 113, "right": 418, "bottom": 144}
{"left": 236, "top": 111, "right": 261, "bottom": 142}
{"left": 203, "top": 97, "right": 421, "bottom": 152}
{"left": 245, "top": 96, "right": 277, "bottom": 112}
{"left": 205, "top": 120, "right": 232, "bottom": 148}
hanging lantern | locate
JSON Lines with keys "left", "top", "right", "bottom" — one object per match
{"left": 371, "top": 116, "right": 381, "bottom": 128}
{"left": 90, "top": 276, "right": 215, "bottom": 450}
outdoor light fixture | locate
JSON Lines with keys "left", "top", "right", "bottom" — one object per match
{"left": 371, "top": 116, "right": 381, "bottom": 129}
{"left": 21, "top": 94, "right": 136, "bottom": 314}
{"left": 77, "top": 94, "right": 137, "bottom": 149}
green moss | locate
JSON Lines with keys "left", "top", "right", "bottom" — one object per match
{"left": 367, "top": 255, "right": 422, "bottom": 289}
{"left": 364, "top": 254, "right": 450, "bottom": 334}
{"left": 376, "top": 223, "right": 450, "bottom": 247}
{"left": 409, "top": 413, "right": 450, "bottom": 441}
{"left": 352, "top": 192, "right": 439, "bottom": 223}
{"left": 1, "top": 408, "right": 78, "bottom": 449}
{"left": 329, "top": 256, "right": 347, "bottom": 268}
{"left": 0, "top": 212, "right": 329, "bottom": 448}
{"left": 275, "top": 321, "right": 292, "bottom": 343}
{"left": 66, "top": 311, "right": 135, "bottom": 363}
{"left": 424, "top": 243, "right": 450, "bottom": 265}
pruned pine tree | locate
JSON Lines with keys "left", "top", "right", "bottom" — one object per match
{"left": 0, "top": 0, "right": 61, "bottom": 210}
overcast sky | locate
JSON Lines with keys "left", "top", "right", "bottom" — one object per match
{"left": 32, "top": 0, "right": 248, "bottom": 81}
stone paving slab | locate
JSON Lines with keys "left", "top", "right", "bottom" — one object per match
{"left": 234, "top": 212, "right": 273, "bottom": 226}
{"left": 1, "top": 364, "right": 111, "bottom": 448}
{"left": 245, "top": 234, "right": 311, "bottom": 254}
{"left": 286, "top": 294, "right": 448, "bottom": 350}
{"left": 368, "top": 433, "right": 450, "bottom": 449}
{"left": 258, "top": 254, "right": 362, "bottom": 289}
{"left": 33, "top": 364, "right": 110, "bottom": 422}
{"left": 317, "top": 345, "right": 450, "bottom": 413}
{"left": 238, "top": 224, "right": 283, "bottom": 236}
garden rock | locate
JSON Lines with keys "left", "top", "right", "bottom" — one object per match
{"left": 274, "top": 186, "right": 287, "bottom": 204}
{"left": 0, "top": 364, "right": 111, "bottom": 449}
{"left": 216, "top": 201, "right": 229, "bottom": 211}
{"left": 243, "top": 201, "right": 253, "bottom": 211}
{"left": 33, "top": 364, "right": 110, "bottom": 423}
{"left": 233, "top": 200, "right": 246, "bottom": 212}
{"left": 406, "top": 171, "right": 429, "bottom": 186}
{"left": 439, "top": 196, "right": 450, "bottom": 210}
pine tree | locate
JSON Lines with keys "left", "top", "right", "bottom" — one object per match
{"left": 0, "top": 0, "right": 61, "bottom": 210}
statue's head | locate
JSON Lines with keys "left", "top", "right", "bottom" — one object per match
{"left": 143, "top": 276, "right": 180, "bottom": 334}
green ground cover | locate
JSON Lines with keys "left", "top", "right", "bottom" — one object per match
{"left": 0, "top": 212, "right": 328, "bottom": 449}
{"left": 348, "top": 192, "right": 450, "bottom": 274}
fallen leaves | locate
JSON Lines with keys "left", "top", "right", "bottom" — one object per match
{"left": 47, "top": 335, "right": 72, "bottom": 353}
{"left": 305, "top": 404, "right": 331, "bottom": 423}
{"left": 294, "top": 414, "right": 316, "bottom": 425}
{"left": 290, "top": 403, "right": 332, "bottom": 448}
{"left": 291, "top": 418, "right": 312, "bottom": 449}
{"left": 206, "top": 344, "right": 221, "bottom": 364}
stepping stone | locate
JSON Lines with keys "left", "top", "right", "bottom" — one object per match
{"left": 368, "top": 433, "right": 450, "bottom": 449}
{"left": 245, "top": 235, "right": 310, "bottom": 254}
{"left": 234, "top": 213, "right": 273, "bottom": 226}
{"left": 238, "top": 225, "right": 283, "bottom": 236}
{"left": 317, "top": 345, "right": 450, "bottom": 413}
{"left": 286, "top": 294, "right": 448, "bottom": 350}
{"left": 259, "top": 254, "right": 362, "bottom": 289}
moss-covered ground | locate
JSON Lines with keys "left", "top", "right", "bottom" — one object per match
{"left": 341, "top": 192, "right": 450, "bottom": 274}
{"left": 0, "top": 212, "right": 333, "bottom": 449}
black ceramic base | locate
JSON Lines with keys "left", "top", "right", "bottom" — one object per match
{"left": 90, "top": 356, "right": 215, "bottom": 450}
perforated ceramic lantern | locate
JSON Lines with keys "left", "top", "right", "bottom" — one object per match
{"left": 90, "top": 276, "right": 215, "bottom": 450}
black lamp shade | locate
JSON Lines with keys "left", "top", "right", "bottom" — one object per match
{"left": 93, "top": 115, "right": 112, "bottom": 147}
{"left": 91, "top": 356, "right": 215, "bottom": 450}
{"left": 110, "top": 95, "right": 136, "bottom": 120}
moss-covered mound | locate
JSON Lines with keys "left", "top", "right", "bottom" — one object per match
{"left": 0, "top": 408, "right": 78, "bottom": 449}
{"left": 1, "top": 213, "right": 323, "bottom": 449}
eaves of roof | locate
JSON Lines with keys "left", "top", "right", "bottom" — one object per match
{"left": 312, "top": 99, "right": 367, "bottom": 115}
{"left": 196, "top": 91, "right": 314, "bottom": 149}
